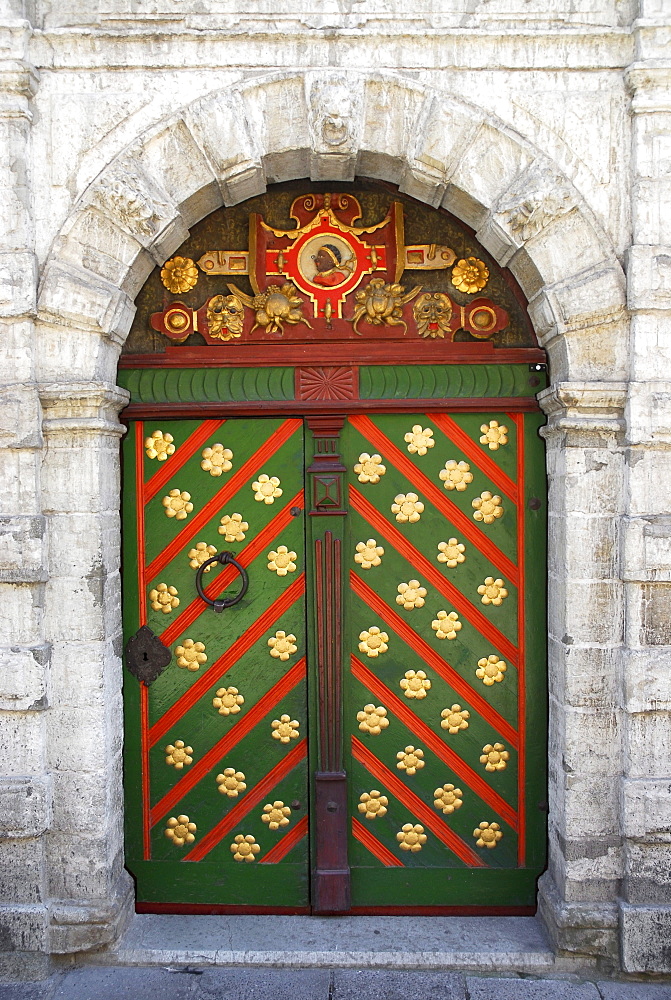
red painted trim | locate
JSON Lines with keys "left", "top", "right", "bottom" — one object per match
{"left": 349, "top": 415, "right": 518, "bottom": 587}
{"left": 150, "top": 573, "right": 305, "bottom": 747}
{"left": 150, "top": 657, "right": 307, "bottom": 825}
{"left": 431, "top": 413, "right": 518, "bottom": 505}
{"left": 352, "top": 816, "right": 404, "bottom": 868}
{"left": 351, "top": 737, "right": 485, "bottom": 867}
{"left": 136, "top": 902, "right": 313, "bottom": 915}
{"left": 349, "top": 486, "right": 518, "bottom": 665}
{"left": 184, "top": 739, "right": 307, "bottom": 861}
{"left": 145, "top": 417, "right": 301, "bottom": 584}
{"left": 260, "top": 814, "right": 309, "bottom": 864}
{"left": 350, "top": 574, "right": 519, "bottom": 751}
{"left": 159, "top": 490, "right": 304, "bottom": 648}
{"left": 143, "top": 418, "right": 225, "bottom": 504}
{"left": 351, "top": 655, "right": 518, "bottom": 830}
{"left": 512, "top": 412, "right": 526, "bottom": 867}
{"left": 347, "top": 905, "right": 537, "bottom": 915}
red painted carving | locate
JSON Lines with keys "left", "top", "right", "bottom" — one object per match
{"left": 296, "top": 366, "right": 358, "bottom": 401}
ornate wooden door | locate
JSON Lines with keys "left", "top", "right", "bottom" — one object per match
{"left": 122, "top": 417, "right": 310, "bottom": 910}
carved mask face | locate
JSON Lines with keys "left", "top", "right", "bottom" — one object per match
{"left": 413, "top": 292, "right": 453, "bottom": 339}
{"left": 207, "top": 294, "right": 244, "bottom": 341}
{"left": 319, "top": 85, "right": 353, "bottom": 146}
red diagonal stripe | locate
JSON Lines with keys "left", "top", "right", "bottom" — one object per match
{"left": 146, "top": 418, "right": 301, "bottom": 582}
{"left": 150, "top": 656, "right": 306, "bottom": 824}
{"left": 350, "top": 485, "right": 517, "bottom": 664}
{"left": 260, "top": 814, "right": 309, "bottom": 864}
{"left": 349, "top": 414, "right": 518, "bottom": 587}
{"left": 431, "top": 414, "right": 518, "bottom": 504}
{"left": 143, "top": 419, "right": 226, "bottom": 504}
{"left": 150, "top": 573, "right": 305, "bottom": 746}
{"left": 351, "top": 736, "right": 485, "bottom": 866}
{"left": 159, "top": 491, "right": 304, "bottom": 648}
{"left": 352, "top": 654, "right": 518, "bottom": 828}
{"left": 184, "top": 739, "right": 307, "bottom": 861}
{"left": 352, "top": 816, "right": 404, "bottom": 867}
{"left": 351, "top": 573, "right": 518, "bottom": 749}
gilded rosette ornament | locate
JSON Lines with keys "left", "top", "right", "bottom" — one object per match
{"left": 201, "top": 443, "right": 233, "bottom": 476}
{"left": 358, "top": 626, "right": 389, "bottom": 658}
{"left": 261, "top": 801, "right": 291, "bottom": 830}
{"left": 188, "top": 542, "right": 217, "bottom": 571}
{"left": 230, "top": 834, "right": 260, "bottom": 862}
{"left": 165, "top": 815, "right": 196, "bottom": 847}
{"left": 354, "top": 453, "right": 386, "bottom": 484}
{"left": 271, "top": 715, "right": 300, "bottom": 743}
{"left": 472, "top": 492, "right": 503, "bottom": 524}
{"left": 161, "top": 256, "right": 199, "bottom": 294}
{"left": 440, "top": 704, "right": 470, "bottom": 734}
{"left": 404, "top": 424, "right": 435, "bottom": 455}
{"left": 354, "top": 539, "right": 384, "bottom": 569}
{"left": 212, "top": 686, "right": 244, "bottom": 715}
{"left": 452, "top": 257, "right": 489, "bottom": 294}
{"left": 434, "top": 784, "right": 463, "bottom": 815}
{"left": 267, "top": 545, "right": 297, "bottom": 576}
{"left": 399, "top": 669, "right": 431, "bottom": 700}
{"left": 162, "top": 489, "right": 193, "bottom": 520}
{"left": 268, "top": 630, "right": 298, "bottom": 661}
{"left": 216, "top": 768, "right": 247, "bottom": 797}
{"left": 439, "top": 460, "right": 473, "bottom": 492}
{"left": 479, "top": 420, "right": 508, "bottom": 450}
{"left": 396, "top": 580, "right": 427, "bottom": 610}
{"left": 481, "top": 743, "right": 510, "bottom": 772}
{"left": 473, "top": 821, "right": 503, "bottom": 849}
{"left": 396, "top": 823, "right": 427, "bottom": 853}
{"left": 175, "top": 638, "right": 207, "bottom": 671}
{"left": 218, "top": 513, "right": 248, "bottom": 542}
{"left": 391, "top": 493, "right": 424, "bottom": 523}
{"left": 358, "top": 790, "right": 388, "bottom": 820}
{"left": 432, "top": 610, "right": 462, "bottom": 640}
{"left": 356, "top": 704, "right": 389, "bottom": 735}
{"left": 165, "top": 741, "right": 193, "bottom": 769}
{"left": 476, "top": 655, "right": 507, "bottom": 686}
{"left": 145, "top": 430, "right": 175, "bottom": 461}
{"left": 396, "top": 745, "right": 425, "bottom": 775}
{"left": 477, "top": 577, "right": 508, "bottom": 606}
{"left": 252, "top": 474, "right": 283, "bottom": 504}
{"left": 148, "top": 583, "right": 179, "bottom": 613}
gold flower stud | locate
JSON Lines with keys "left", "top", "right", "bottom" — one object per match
{"left": 252, "top": 474, "right": 282, "bottom": 504}
{"left": 481, "top": 743, "right": 510, "bottom": 771}
{"left": 218, "top": 512, "right": 248, "bottom": 542}
{"left": 358, "top": 790, "right": 388, "bottom": 819}
{"left": 437, "top": 538, "right": 466, "bottom": 567}
{"left": 477, "top": 577, "right": 508, "bottom": 606}
{"left": 201, "top": 443, "right": 233, "bottom": 477}
{"left": 354, "top": 453, "right": 386, "bottom": 484}
{"left": 358, "top": 626, "right": 389, "bottom": 658}
{"left": 261, "top": 801, "right": 291, "bottom": 830}
{"left": 230, "top": 834, "right": 260, "bottom": 862}
{"left": 439, "top": 460, "right": 473, "bottom": 492}
{"left": 452, "top": 256, "right": 489, "bottom": 294}
{"left": 476, "top": 655, "right": 507, "bottom": 686}
{"left": 165, "top": 741, "right": 193, "bottom": 769}
{"left": 145, "top": 430, "right": 175, "bottom": 461}
{"left": 216, "top": 768, "right": 246, "bottom": 797}
{"left": 212, "top": 686, "right": 244, "bottom": 715}
{"left": 479, "top": 420, "right": 508, "bottom": 450}
{"left": 357, "top": 704, "right": 389, "bottom": 735}
{"left": 268, "top": 630, "right": 298, "bottom": 661}
{"left": 188, "top": 541, "right": 217, "bottom": 570}
{"left": 404, "top": 424, "right": 435, "bottom": 456}
{"left": 472, "top": 492, "right": 503, "bottom": 524}
{"left": 271, "top": 715, "right": 300, "bottom": 743}
{"left": 267, "top": 545, "right": 297, "bottom": 576}
{"left": 165, "top": 815, "right": 196, "bottom": 846}
{"left": 396, "top": 823, "right": 427, "bottom": 852}
{"left": 396, "top": 580, "right": 427, "bottom": 610}
{"left": 473, "top": 821, "right": 503, "bottom": 849}
{"left": 175, "top": 638, "right": 207, "bottom": 671}
{"left": 440, "top": 704, "right": 470, "bottom": 733}
{"left": 399, "top": 669, "right": 431, "bottom": 700}
{"left": 161, "top": 256, "right": 199, "bottom": 294}
{"left": 162, "top": 489, "right": 193, "bottom": 520}
{"left": 432, "top": 610, "right": 462, "bottom": 640}
{"left": 396, "top": 745, "right": 425, "bottom": 775}
{"left": 391, "top": 493, "right": 424, "bottom": 523}
{"left": 434, "top": 784, "right": 463, "bottom": 815}
{"left": 354, "top": 539, "right": 384, "bottom": 569}
{"left": 148, "top": 583, "right": 179, "bottom": 613}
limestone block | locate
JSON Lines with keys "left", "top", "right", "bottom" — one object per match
{"left": 0, "top": 448, "right": 40, "bottom": 515}
{"left": 626, "top": 381, "right": 671, "bottom": 447}
{"left": 41, "top": 434, "right": 122, "bottom": 515}
{"left": 550, "top": 700, "right": 622, "bottom": 777}
{"left": 240, "top": 76, "right": 310, "bottom": 183}
{"left": 555, "top": 769, "right": 620, "bottom": 839}
{"left": 0, "top": 711, "right": 45, "bottom": 775}
{"left": 47, "top": 703, "right": 122, "bottom": 772}
{"left": 48, "top": 870, "right": 133, "bottom": 954}
{"left": 0, "top": 776, "right": 51, "bottom": 839}
{"left": 536, "top": 263, "right": 626, "bottom": 336}
{"left": 51, "top": 762, "right": 121, "bottom": 835}
{"left": 537, "top": 872, "right": 619, "bottom": 962}
{"left": 626, "top": 582, "right": 671, "bottom": 648}
{"left": 623, "top": 514, "right": 671, "bottom": 583}
{"left": 563, "top": 579, "right": 624, "bottom": 646}
{"left": 548, "top": 639, "right": 620, "bottom": 710}
{"left": 623, "top": 842, "right": 671, "bottom": 905}
{"left": 631, "top": 113, "right": 671, "bottom": 181}
{"left": 138, "top": 119, "right": 220, "bottom": 229}
{"left": 620, "top": 902, "right": 671, "bottom": 973}
{"left": 359, "top": 77, "right": 425, "bottom": 184}
{"left": 622, "top": 778, "right": 671, "bottom": 842}
{"left": 0, "top": 249, "right": 36, "bottom": 318}
{"left": 520, "top": 209, "right": 609, "bottom": 288}
{"left": 0, "top": 581, "right": 43, "bottom": 646}
{"left": 0, "top": 317, "right": 35, "bottom": 386}
{"left": 0, "top": 382, "right": 41, "bottom": 449}
{"left": 559, "top": 512, "right": 620, "bottom": 581}
{"left": 625, "top": 711, "right": 671, "bottom": 779}
{"left": 305, "top": 72, "right": 363, "bottom": 183}
{"left": 450, "top": 124, "right": 532, "bottom": 223}
{"left": 441, "top": 185, "right": 489, "bottom": 231}
{"left": 626, "top": 447, "right": 671, "bottom": 517}
{"left": 37, "top": 261, "right": 135, "bottom": 341}
{"left": 558, "top": 446, "right": 626, "bottom": 518}
{"left": 47, "top": 512, "right": 120, "bottom": 578}
{"left": 474, "top": 217, "right": 518, "bottom": 267}
{"left": 0, "top": 903, "right": 48, "bottom": 953}
{"left": 632, "top": 178, "right": 671, "bottom": 246}
{"left": 627, "top": 244, "right": 671, "bottom": 311}
{"left": 182, "top": 89, "right": 264, "bottom": 207}
{"left": 35, "top": 321, "right": 123, "bottom": 385}
{"left": 46, "top": 829, "right": 126, "bottom": 903}
{"left": 0, "top": 838, "right": 45, "bottom": 904}
{"left": 564, "top": 846, "right": 624, "bottom": 900}
{"left": 49, "top": 637, "right": 121, "bottom": 711}
{"left": 0, "top": 643, "right": 50, "bottom": 712}
{"left": 0, "top": 515, "right": 46, "bottom": 583}
{"left": 630, "top": 312, "right": 671, "bottom": 382}
{"left": 43, "top": 570, "right": 121, "bottom": 643}
{"left": 623, "top": 648, "right": 671, "bottom": 713}
{"left": 543, "top": 314, "right": 629, "bottom": 383}
{"left": 411, "top": 95, "right": 482, "bottom": 181}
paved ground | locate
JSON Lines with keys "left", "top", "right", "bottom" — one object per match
{"left": 3, "top": 968, "right": 671, "bottom": 1000}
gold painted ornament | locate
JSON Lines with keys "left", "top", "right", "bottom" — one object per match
{"left": 165, "top": 741, "right": 193, "bottom": 769}
{"left": 391, "top": 492, "right": 424, "bottom": 523}
{"left": 165, "top": 815, "right": 196, "bottom": 847}
{"left": 439, "top": 460, "right": 473, "bottom": 492}
{"left": 261, "top": 800, "right": 291, "bottom": 830}
{"left": 161, "top": 256, "right": 199, "bottom": 294}
{"left": 216, "top": 768, "right": 246, "bottom": 797}
{"left": 358, "top": 626, "right": 389, "bottom": 658}
{"left": 437, "top": 538, "right": 466, "bottom": 568}
{"left": 175, "top": 638, "right": 207, "bottom": 671}
{"left": 432, "top": 610, "right": 462, "bottom": 640}
{"left": 396, "top": 745, "right": 425, "bottom": 775}
{"left": 267, "top": 545, "right": 297, "bottom": 576}
{"left": 479, "top": 420, "right": 509, "bottom": 451}
{"left": 162, "top": 489, "right": 193, "bottom": 520}
{"left": 252, "top": 474, "right": 283, "bottom": 504}
{"left": 218, "top": 512, "right": 248, "bottom": 542}
{"left": 268, "top": 630, "right": 298, "bottom": 661}
{"left": 404, "top": 424, "right": 435, "bottom": 456}
{"left": 271, "top": 715, "right": 300, "bottom": 743}
{"left": 472, "top": 492, "right": 503, "bottom": 524}
{"left": 212, "top": 686, "right": 245, "bottom": 716}
{"left": 451, "top": 256, "right": 489, "bottom": 294}
{"left": 396, "top": 580, "right": 427, "bottom": 610}
{"left": 396, "top": 823, "right": 427, "bottom": 852}
{"left": 188, "top": 541, "right": 217, "bottom": 571}
{"left": 351, "top": 278, "right": 422, "bottom": 336}
{"left": 354, "top": 539, "right": 384, "bottom": 569}
{"left": 434, "top": 784, "right": 463, "bottom": 815}
{"left": 473, "top": 821, "right": 503, "bottom": 849}
{"left": 230, "top": 833, "right": 260, "bottom": 862}
{"left": 357, "top": 704, "right": 389, "bottom": 735}
{"left": 232, "top": 281, "right": 309, "bottom": 336}
{"left": 440, "top": 704, "right": 470, "bottom": 734}
{"left": 148, "top": 583, "right": 179, "bottom": 613}
{"left": 354, "top": 453, "right": 386, "bottom": 484}
{"left": 145, "top": 430, "right": 175, "bottom": 461}
{"left": 477, "top": 577, "right": 509, "bottom": 606}
{"left": 358, "top": 790, "right": 388, "bottom": 820}
{"left": 481, "top": 743, "right": 510, "bottom": 772}
{"left": 476, "top": 655, "right": 507, "bottom": 686}
{"left": 399, "top": 669, "right": 431, "bottom": 700}
{"left": 206, "top": 293, "right": 244, "bottom": 341}
{"left": 201, "top": 443, "right": 233, "bottom": 476}
{"left": 413, "top": 291, "right": 453, "bottom": 339}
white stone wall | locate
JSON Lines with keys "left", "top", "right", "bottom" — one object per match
{"left": 0, "top": 0, "right": 670, "bottom": 977}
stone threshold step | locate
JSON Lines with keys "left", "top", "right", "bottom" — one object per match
{"left": 83, "top": 914, "right": 594, "bottom": 975}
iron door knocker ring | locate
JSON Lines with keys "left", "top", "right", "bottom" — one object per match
{"left": 195, "top": 551, "right": 249, "bottom": 613}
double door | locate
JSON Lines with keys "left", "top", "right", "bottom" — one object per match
{"left": 122, "top": 411, "right": 546, "bottom": 912}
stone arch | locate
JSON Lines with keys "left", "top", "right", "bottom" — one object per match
{"left": 34, "top": 70, "right": 629, "bottom": 958}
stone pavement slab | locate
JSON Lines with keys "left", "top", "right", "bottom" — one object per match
{"left": 467, "top": 976, "right": 600, "bottom": 1000}
{"left": 333, "top": 969, "right": 466, "bottom": 998}
{"left": 597, "top": 985, "right": 671, "bottom": 1000}
{"left": 196, "top": 968, "right": 331, "bottom": 999}
{"left": 51, "top": 966, "right": 202, "bottom": 999}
